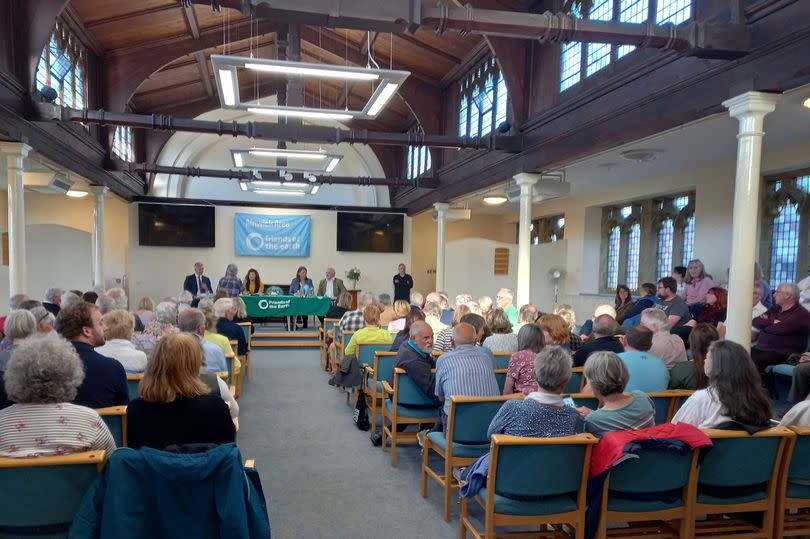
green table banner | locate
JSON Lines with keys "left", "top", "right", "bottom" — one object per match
{"left": 241, "top": 295, "right": 331, "bottom": 317}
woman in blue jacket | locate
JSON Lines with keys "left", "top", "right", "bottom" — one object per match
{"left": 288, "top": 266, "right": 314, "bottom": 329}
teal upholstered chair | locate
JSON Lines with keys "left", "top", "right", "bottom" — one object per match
{"left": 236, "top": 321, "right": 252, "bottom": 381}
{"left": 357, "top": 342, "right": 393, "bottom": 370}
{"left": 596, "top": 443, "right": 699, "bottom": 538}
{"left": 694, "top": 427, "right": 793, "bottom": 539}
{"left": 365, "top": 351, "right": 397, "bottom": 434}
{"left": 125, "top": 373, "right": 143, "bottom": 401}
{"left": 492, "top": 352, "right": 511, "bottom": 370}
{"left": 566, "top": 392, "right": 599, "bottom": 411}
{"left": 564, "top": 367, "right": 584, "bottom": 394}
{"left": 0, "top": 450, "right": 105, "bottom": 538}
{"left": 422, "top": 394, "right": 522, "bottom": 521}
{"left": 494, "top": 369, "right": 508, "bottom": 393}
{"left": 459, "top": 433, "right": 597, "bottom": 539}
{"left": 96, "top": 405, "right": 128, "bottom": 448}
{"left": 381, "top": 368, "right": 441, "bottom": 467}
{"left": 775, "top": 426, "right": 810, "bottom": 538}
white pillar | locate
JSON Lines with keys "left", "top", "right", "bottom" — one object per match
{"left": 434, "top": 202, "right": 450, "bottom": 292}
{"left": 514, "top": 173, "right": 539, "bottom": 307}
{"left": 0, "top": 143, "right": 31, "bottom": 296}
{"left": 89, "top": 185, "right": 109, "bottom": 290}
{"left": 722, "top": 91, "right": 780, "bottom": 349}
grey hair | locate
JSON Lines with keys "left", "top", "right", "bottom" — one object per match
{"left": 4, "top": 310, "right": 37, "bottom": 340}
{"left": 777, "top": 282, "right": 800, "bottom": 300}
{"left": 409, "top": 320, "right": 430, "bottom": 340}
{"left": 214, "top": 297, "right": 234, "bottom": 318}
{"left": 498, "top": 288, "right": 513, "bottom": 300}
{"left": 583, "top": 351, "right": 628, "bottom": 396}
{"left": 518, "top": 303, "right": 539, "bottom": 324}
{"left": 410, "top": 291, "right": 424, "bottom": 306}
{"left": 5, "top": 335, "right": 84, "bottom": 403}
{"left": 106, "top": 287, "right": 128, "bottom": 309}
{"left": 194, "top": 262, "right": 204, "bottom": 270}
{"left": 225, "top": 263, "right": 239, "bottom": 277}
{"left": 423, "top": 301, "right": 442, "bottom": 317}
{"left": 155, "top": 301, "right": 179, "bottom": 324}
{"left": 641, "top": 307, "right": 669, "bottom": 332}
{"left": 358, "top": 291, "right": 375, "bottom": 308}
{"left": 534, "top": 346, "right": 572, "bottom": 391}
{"left": 197, "top": 297, "right": 214, "bottom": 311}
{"left": 178, "top": 308, "right": 206, "bottom": 333}
{"left": 9, "top": 294, "right": 29, "bottom": 309}
{"left": 96, "top": 294, "right": 116, "bottom": 314}
{"left": 452, "top": 323, "right": 477, "bottom": 346}
{"left": 177, "top": 290, "right": 194, "bottom": 305}
{"left": 465, "top": 301, "right": 482, "bottom": 315}
{"left": 29, "top": 306, "right": 54, "bottom": 329}
{"left": 44, "top": 287, "right": 64, "bottom": 302}
{"left": 517, "top": 323, "right": 545, "bottom": 353}
{"left": 478, "top": 296, "right": 493, "bottom": 310}
{"left": 378, "top": 293, "right": 392, "bottom": 306}
{"left": 592, "top": 314, "right": 618, "bottom": 337}
{"left": 454, "top": 294, "right": 472, "bottom": 307}
{"left": 60, "top": 291, "right": 83, "bottom": 310}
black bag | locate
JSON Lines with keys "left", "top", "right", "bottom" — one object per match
{"left": 353, "top": 389, "right": 370, "bottom": 431}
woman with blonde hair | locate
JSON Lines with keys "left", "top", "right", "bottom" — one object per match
{"left": 386, "top": 299, "right": 412, "bottom": 333}
{"left": 537, "top": 314, "right": 572, "bottom": 350}
{"left": 126, "top": 333, "right": 235, "bottom": 449}
{"left": 135, "top": 297, "right": 155, "bottom": 327}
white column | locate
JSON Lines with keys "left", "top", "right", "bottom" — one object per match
{"left": 514, "top": 173, "right": 539, "bottom": 307}
{"left": 722, "top": 91, "right": 780, "bottom": 349}
{"left": 89, "top": 185, "right": 109, "bottom": 290}
{"left": 0, "top": 143, "right": 31, "bottom": 296}
{"left": 434, "top": 202, "right": 450, "bottom": 292}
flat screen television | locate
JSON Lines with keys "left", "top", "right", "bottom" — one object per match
{"left": 336, "top": 212, "right": 404, "bottom": 253}
{"left": 138, "top": 203, "right": 215, "bottom": 247}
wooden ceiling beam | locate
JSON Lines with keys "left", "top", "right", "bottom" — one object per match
{"left": 61, "top": 5, "right": 104, "bottom": 57}
{"left": 394, "top": 33, "right": 462, "bottom": 64}
{"left": 85, "top": 4, "right": 180, "bottom": 29}
{"left": 194, "top": 52, "right": 214, "bottom": 97}
{"left": 181, "top": 4, "right": 201, "bottom": 40}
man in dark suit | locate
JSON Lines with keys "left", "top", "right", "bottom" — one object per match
{"left": 183, "top": 262, "right": 212, "bottom": 302}
{"left": 42, "top": 286, "right": 63, "bottom": 316}
{"left": 316, "top": 267, "right": 348, "bottom": 302}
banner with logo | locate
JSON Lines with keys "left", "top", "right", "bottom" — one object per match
{"left": 234, "top": 213, "right": 311, "bottom": 257}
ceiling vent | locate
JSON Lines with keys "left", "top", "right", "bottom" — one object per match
{"left": 432, "top": 207, "right": 471, "bottom": 222}
{"left": 505, "top": 177, "right": 571, "bottom": 203}
{"left": 24, "top": 172, "right": 74, "bottom": 194}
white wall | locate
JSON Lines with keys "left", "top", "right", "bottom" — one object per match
{"left": 127, "top": 204, "right": 412, "bottom": 303}
{"left": 444, "top": 238, "right": 516, "bottom": 300}
{"left": 26, "top": 224, "right": 92, "bottom": 295}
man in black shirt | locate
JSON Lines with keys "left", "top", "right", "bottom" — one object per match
{"left": 393, "top": 263, "right": 413, "bottom": 302}
{"left": 572, "top": 314, "right": 624, "bottom": 367}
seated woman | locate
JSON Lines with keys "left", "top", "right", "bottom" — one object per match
{"left": 614, "top": 285, "right": 635, "bottom": 325}
{"left": 686, "top": 287, "right": 727, "bottom": 327}
{"left": 537, "top": 314, "right": 572, "bottom": 351}
{"left": 96, "top": 309, "right": 148, "bottom": 373}
{"left": 289, "top": 266, "right": 314, "bottom": 329}
{"left": 386, "top": 299, "right": 412, "bottom": 333}
{"left": 391, "top": 309, "right": 425, "bottom": 352}
{"left": 0, "top": 336, "right": 116, "bottom": 456}
{"left": 325, "top": 292, "right": 353, "bottom": 321}
{"left": 672, "top": 340, "right": 772, "bottom": 429}
{"left": 620, "top": 282, "right": 657, "bottom": 327}
{"left": 668, "top": 323, "right": 717, "bottom": 390}
{"left": 242, "top": 268, "right": 264, "bottom": 295}
{"left": 482, "top": 308, "right": 518, "bottom": 353}
{"left": 503, "top": 324, "right": 546, "bottom": 395}
{"left": 344, "top": 305, "right": 393, "bottom": 358}
{"left": 135, "top": 296, "right": 155, "bottom": 327}
{"left": 679, "top": 259, "right": 715, "bottom": 317}
{"left": 578, "top": 351, "right": 656, "bottom": 438}
{"left": 0, "top": 310, "right": 38, "bottom": 410}
{"left": 29, "top": 306, "right": 55, "bottom": 334}
{"left": 432, "top": 304, "right": 471, "bottom": 353}
{"left": 127, "top": 333, "right": 236, "bottom": 450}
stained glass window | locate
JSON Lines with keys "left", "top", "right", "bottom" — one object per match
{"left": 682, "top": 215, "right": 695, "bottom": 265}
{"left": 606, "top": 225, "right": 621, "bottom": 289}
{"left": 458, "top": 57, "right": 509, "bottom": 138}
{"left": 35, "top": 22, "right": 87, "bottom": 109}
{"left": 626, "top": 223, "right": 641, "bottom": 289}
{"left": 657, "top": 218, "right": 674, "bottom": 279}
{"left": 769, "top": 200, "right": 800, "bottom": 289}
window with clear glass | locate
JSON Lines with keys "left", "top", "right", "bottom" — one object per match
{"left": 560, "top": 0, "right": 693, "bottom": 92}
{"left": 530, "top": 215, "right": 565, "bottom": 245}
{"left": 606, "top": 226, "right": 621, "bottom": 290}
{"left": 35, "top": 21, "right": 87, "bottom": 109}
{"left": 112, "top": 126, "right": 135, "bottom": 162}
{"left": 656, "top": 218, "right": 674, "bottom": 279}
{"left": 406, "top": 145, "right": 431, "bottom": 180}
{"left": 458, "top": 57, "right": 510, "bottom": 138}
{"left": 626, "top": 223, "right": 641, "bottom": 289}
{"left": 682, "top": 215, "right": 695, "bottom": 265}
{"left": 761, "top": 175, "right": 808, "bottom": 289}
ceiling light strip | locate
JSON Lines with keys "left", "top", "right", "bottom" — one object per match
{"left": 244, "top": 63, "right": 379, "bottom": 81}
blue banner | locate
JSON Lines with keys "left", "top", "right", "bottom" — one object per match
{"left": 234, "top": 213, "right": 311, "bottom": 257}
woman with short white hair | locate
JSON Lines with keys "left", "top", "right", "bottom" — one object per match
{"left": 96, "top": 309, "right": 148, "bottom": 373}
{"left": 29, "top": 306, "right": 55, "bottom": 335}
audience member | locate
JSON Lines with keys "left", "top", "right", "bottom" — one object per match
{"left": 0, "top": 293, "right": 28, "bottom": 334}
{"left": 673, "top": 340, "right": 772, "bottom": 429}
{"left": 641, "top": 308, "right": 687, "bottom": 366}
{"left": 95, "top": 309, "right": 148, "bottom": 373}
{"left": 482, "top": 308, "right": 518, "bottom": 353}
{"left": 95, "top": 294, "right": 116, "bottom": 315}
{"left": 423, "top": 301, "right": 448, "bottom": 337}
{"left": 754, "top": 262, "right": 774, "bottom": 308}
{"left": 787, "top": 354, "right": 810, "bottom": 408}
{"left": 232, "top": 296, "right": 250, "bottom": 326}
{"left": 680, "top": 259, "right": 714, "bottom": 315}
{"left": 385, "top": 299, "right": 411, "bottom": 333}
{"left": 82, "top": 291, "right": 98, "bottom": 305}
{"left": 0, "top": 336, "right": 117, "bottom": 457}
{"left": 410, "top": 290, "right": 424, "bottom": 310}
{"left": 689, "top": 287, "right": 727, "bottom": 326}
{"left": 572, "top": 314, "right": 623, "bottom": 367}
{"left": 339, "top": 291, "right": 376, "bottom": 333}
{"left": 29, "top": 306, "right": 55, "bottom": 334}
{"left": 671, "top": 265, "right": 687, "bottom": 294}
{"left": 243, "top": 268, "right": 265, "bottom": 295}
{"left": 127, "top": 333, "right": 235, "bottom": 450}
{"left": 0, "top": 310, "right": 37, "bottom": 409}
{"left": 578, "top": 304, "right": 616, "bottom": 338}
{"left": 144, "top": 301, "right": 179, "bottom": 341}
{"left": 669, "top": 323, "right": 718, "bottom": 390}
{"left": 494, "top": 288, "right": 518, "bottom": 328}
{"left": 515, "top": 303, "right": 539, "bottom": 332}
{"left": 433, "top": 304, "right": 471, "bottom": 353}
{"left": 394, "top": 321, "right": 437, "bottom": 397}
{"left": 459, "top": 313, "right": 487, "bottom": 345}
{"left": 378, "top": 293, "right": 395, "bottom": 326}
{"left": 553, "top": 304, "right": 582, "bottom": 352}
{"left": 214, "top": 298, "right": 247, "bottom": 356}
{"left": 391, "top": 308, "right": 425, "bottom": 352}
{"left": 42, "top": 286, "right": 64, "bottom": 316}
{"left": 325, "top": 292, "right": 353, "bottom": 322}
{"left": 752, "top": 283, "right": 768, "bottom": 319}
{"left": 614, "top": 285, "right": 635, "bottom": 324}
{"left": 178, "top": 308, "right": 227, "bottom": 373}
{"left": 654, "top": 277, "right": 691, "bottom": 328}
{"left": 200, "top": 306, "right": 235, "bottom": 359}
{"left": 19, "top": 299, "right": 42, "bottom": 311}
{"left": 751, "top": 282, "right": 810, "bottom": 372}
{"left": 392, "top": 263, "right": 413, "bottom": 302}
{"left": 503, "top": 324, "right": 545, "bottom": 395}
{"left": 799, "top": 274, "right": 810, "bottom": 311}
{"left": 464, "top": 301, "right": 482, "bottom": 316}
{"left": 477, "top": 296, "right": 493, "bottom": 318}
{"left": 578, "top": 351, "right": 656, "bottom": 438}
{"left": 344, "top": 305, "right": 393, "bottom": 358}
{"left": 56, "top": 302, "right": 128, "bottom": 408}
{"left": 781, "top": 388, "right": 810, "bottom": 426}
{"left": 136, "top": 297, "right": 156, "bottom": 327}
{"left": 617, "top": 325, "right": 668, "bottom": 392}
{"left": 217, "top": 263, "right": 242, "bottom": 298}
{"left": 620, "top": 283, "right": 658, "bottom": 327}
{"left": 537, "top": 314, "right": 572, "bottom": 350}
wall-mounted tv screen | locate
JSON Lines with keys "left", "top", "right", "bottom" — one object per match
{"left": 138, "top": 203, "right": 215, "bottom": 247}
{"left": 336, "top": 212, "right": 404, "bottom": 253}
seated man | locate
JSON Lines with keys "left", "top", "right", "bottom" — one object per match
{"left": 338, "top": 291, "right": 375, "bottom": 334}
{"left": 640, "top": 307, "right": 687, "bottom": 366}
{"left": 514, "top": 303, "right": 539, "bottom": 333}
{"left": 214, "top": 298, "right": 247, "bottom": 357}
{"left": 42, "top": 286, "right": 64, "bottom": 316}
{"left": 654, "top": 277, "right": 691, "bottom": 328}
{"left": 618, "top": 325, "right": 669, "bottom": 392}
{"left": 178, "top": 307, "right": 227, "bottom": 373}
{"left": 572, "top": 314, "right": 624, "bottom": 367}
{"left": 751, "top": 282, "right": 810, "bottom": 372}
{"left": 394, "top": 321, "right": 436, "bottom": 397}
{"left": 377, "top": 293, "right": 396, "bottom": 327}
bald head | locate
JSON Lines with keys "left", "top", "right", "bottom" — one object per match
{"left": 452, "top": 322, "right": 477, "bottom": 346}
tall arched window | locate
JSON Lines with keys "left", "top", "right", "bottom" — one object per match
{"left": 35, "top": 21, "right": 87, "bottom": 109}
{"left": 626, "top": 222, "right": 641, "bottom": 289}
{"left": 406, "top": 145, "right": 431, "bottom": 180}
{"left": 112, "top": 126, "right": 135, "bottom": 162}
{"left": 761, "top": 175, "right": 808, "bottom": 289}
{"left": 606, "top": 225, "right": 621, "bottom": 290}
{"left": 458, "top": 57, "right": 510, "bottom": 138}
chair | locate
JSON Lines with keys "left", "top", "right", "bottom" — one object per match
{"left": 494, "top": 369, "right": 508, "bottom": 393}
{"left": 96, "top": 405, "right": 128, "bottom": 447}
{"left": 596, "top": 442, "right": 700, "bottom": 538}
{"left": 492, "top": 352, "right": 511, "bottom": 370}
{"left": 693, "top": 427, "right": 794, "bottom": 539}
{"left": 381, "top": 368, "right": 441, "bottom": 467}
{"left": 774, "top": 426, "right": 810, "bottom": 538}
{"left": 228, "top": 339, "right": 243, "bottom": 398}
{"left": 459, "top": 433, "right": 598, "bottom": 539}
{"left": 564, "top": 366, "right": 585, "bottom": 394}
{"left": 649, "top": 390, "right": 694, "bottom": 423}
{"left": 320, "top": 317, "right": 340, "bottom": 369}
{"left": 357, "top": 342, "right": 393, "bottom": 371}
{"left": 236, "top": 321, "right": 252, "bottom": 381}
{"left": 364, "top": 351, "right": 397, "bottom": 434}
{"left": 422, "top": 394, "right": 522, "bottom": 521}
{"left": 0, "top": 450, "right": 106, "bottom": 537}
{"left": 126, "top": 373, "right": 143, "bottom": 401}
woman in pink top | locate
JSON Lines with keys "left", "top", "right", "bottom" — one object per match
{"left": 680, "top": 259, "right": 714, "bottom": 314}
{"left": 503, "top": 324, "right": 546, "bottom": 395}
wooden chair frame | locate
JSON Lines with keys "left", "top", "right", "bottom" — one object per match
{"left": 774, "top": 426, "right": 810, "bottom": 538}
{"left": 96, "top": 405, "right": 128, "bottom": 448}
{"left": 236, "top": 321, "right": 252, "bottom": 381}
{"left": 381, "top": 368, "right": 440, "bottom": 467}
{"left": 228, "top": 339, "right": 244, "bottom": 398}
{"left": 126, "top": 372, "right": 144, "bottom": 400}
{"left": 564, "top": 390, "right": 695, "bottom": 422}
{"left": 320, "top": 317, "right": 341, "bottom": 370}
{"left": 0, "top": 450, "right": 106, "bottom": 470}
{"left": 422, "top": 394, "right": 523, "bottom": 522}
{"left": 459, "top": 433, "right": 598, "bottom": 539}
{"left": 364, "top": 350, "right": 397, "bottom": 434}
{"left": 693, "top": 427, "right": 794, "bottom": 539}
{"left": 491, "top": 352, "right": 511, "bottom": 370}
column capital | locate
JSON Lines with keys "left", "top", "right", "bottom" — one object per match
{"left": 722, "top": 91, "right": 780, "bottom": 120}
{"left": 433, "top": 202, "right": 450, "bottom": 213}
{"left": 88, "top": 185, "right": 110, "bottom": 198}
{"left": 513, "top": 173, "right": 539, "bottom": 186}
{"left": 0, "top": 142, "right": 32, "bottom": 161}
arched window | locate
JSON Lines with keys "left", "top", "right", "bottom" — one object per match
{"left": 761, "top": 175, "right": 808, "bottom": 288}
{"left": 35, "top": 21, "right": 87, "bottom": 109}
{"left": 656, "top": 218, "right": 675, "bottom": 279}
{"left": 626, "top": 222, "right": 641, "bottom": 289}
{"left": 606, "top": 225, "right": 621, "bottom": 290}
{"left": 458, "top": 57, "right": 510, "bottom": 138}
{"left": 406, "top": 145, "right": 431, "bottom": 180}
{"left": 112, "top": 126, "right": 135, "bottom": 162}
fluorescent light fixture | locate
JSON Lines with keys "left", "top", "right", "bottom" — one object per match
{"left": 325, "top": 157, "right": 340, "bottom": 173}
{"left": 219, "top": 68, "right": 237, "bottom": 106}
{"left": 233, "top": 153, "right": 244, "bottom": 168}
{"left": 66, "top": 190, "right": 88, "bottom": 198}
{"left": 239, "top": 181, "right": 248, "bottom": 191}
{"left": 252, "top": 189, "right": 307, "bottom": 196}
{"left": 231, "top": 148, "right": 342, "bottom": 174}
{"left": 483, "top": 196, "right": 508, "bottom": 205}
{"left": 248, "top": 149, "right": 327, "bottom": 160}
{"left": 245, "top": 63, "right": 379, "bottom": 81}
{"left": 247, "top": 106, "right": 354, "bottom": 121}
{"left": 251, "top": 181, "right": 283, "bottom": 188}
{"left": 310, "top": 184, "right": 320, "bottom": 194}
{"left": 366, "top": 82, "right": 399, "bottom": 117}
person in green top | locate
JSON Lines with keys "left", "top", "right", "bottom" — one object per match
{"left": 344, "top": 304, "right": 393, "bottom": 357}
{"left": 668, "top": 323, "right": 717, "bottom": 390}
{"left": 495, "top": 288, "right": 519, "bottom": 328}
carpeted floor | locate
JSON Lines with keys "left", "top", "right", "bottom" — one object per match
{"left": 236, "top": 347, "right": 467, "bottom": 539}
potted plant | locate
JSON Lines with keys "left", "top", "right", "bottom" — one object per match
{"left": 346, "top": 267, "right": 361, "bottom": 290}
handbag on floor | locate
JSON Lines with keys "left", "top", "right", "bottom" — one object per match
{"left": 353, "top": 384, "right": 370, "bottom": 431}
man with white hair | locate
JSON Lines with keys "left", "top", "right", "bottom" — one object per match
{"left": 423, "top": 301, "right": 448, "bottom": 337}
{"left": 214, "top": 298, "right": 247, "bottom": 356}
{"left": 338, "top": 291, "right": 375, "bottom": 333}
{"left": 751, "top": 282, "right": 810, "bottom": 373}
{"left": 410, "top": 290, "right": 424, "bottom": 310}
{"left": 178, "top": 307, "right": 227, "bottom": 373}
{"left": 43, "top": 287, "right": 64, "bottom": 316}
{"left": 640, "top": 308, "right": 687, "bottom": 366}
{"left": 495, "top": 288, "right": 519, "bottom": 328}
{"left": 515, "top": 303, "right": 539, "bottom": 332}
{"left": 317, "top": 267, "right": 347, "bottom": 302}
